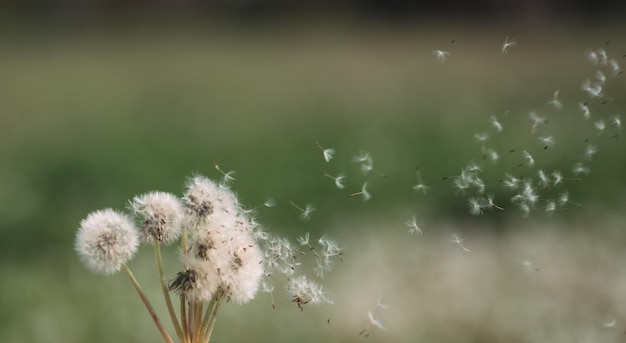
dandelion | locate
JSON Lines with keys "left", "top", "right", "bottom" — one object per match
{"left": 547, "top": 90, "right": 563, "bottom": 110}
{"left": 474, "top": 132, "right": 489, "bottom": 143}
{"left": 367, "top": 311, "right": 387, "bottom": 331}
{"left": 450, "top": 233, "right": 471, "bottom": 252}
{"left": 596, "top": 70, "right": 606, "bottom": 85}
{"left": 405, "top": 216, "right": 423, "bottom": 235}
{"left": 129, "top": 192, "right": 184, "bottom": 245}
{"left": 349, "top": 182, "right": 371, "bottom": 201}
{"left": 315, "top": 142, "right": 335, "bottom": 163}
{"left": 321, "top": 171, "right": 346, "bottom": 189}
{"left": 75, "top": 209, "right": 139, "bottom": 275}
{"left": 432, "top": 50, "right": 450, "bottom": 63}
{"left": 578, "top": 102, "right": 591, "bottom": 120}
{"left": 501, "top": 36, "right": 516, "bottom": 54}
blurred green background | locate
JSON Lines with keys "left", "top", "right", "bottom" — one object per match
{"left": 1, "top": 5, "right": 626, "bottom": 342}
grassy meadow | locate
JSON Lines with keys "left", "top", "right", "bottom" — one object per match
{"left": 1, "top": 21, "right": 625, "bottom": 342}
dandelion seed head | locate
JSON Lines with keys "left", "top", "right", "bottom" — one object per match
{"left": 75, "top": 209, "right": 139, "bottom": 275}
{"left": 129, "top": 191, "right": 184, "bottom": 245}
{"left": 502, "top": 36, "right": 516, "bottom": 54}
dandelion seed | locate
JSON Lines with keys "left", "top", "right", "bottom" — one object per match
{"left": 296, "top": 232, "right": 310, "bottom": 246}
{"left": 367, "top": 311, "right": 387, "bottom": 331}
{"left": 501, "top": 173, "right": 520, "bottom": 190}
{"left": 214, "top": 163, "right": 236, "bottom": 185}
{"left": 594, "top": 119, "right": 606, "bottom": 133}
{"left": 488, "top": 115, "right": 503, "bottom": 132}
{"left": 321, "top": 172, "right": 346, "bottom": 189}
{"left": 529, "top": 111, "right": 547, "bottom": 134}
{"left": 611, "top": 115, "right": 622, "bottom": 131}
{"left": 263, "top": 198, "right": 276, "bottom": 208}
{"left": 412, "top": 167, "right": 429, "bottom": 194}
{"left": 522, "top": 150, "right": 535, "bottom": 167}
{"left": 544, "top": 200, "right": 556, "bottom": 215}
{"left": 349, "top": 182, "right": 371, "bottom": 201}
{"left": 405, "top": 216, "right": 423, "bottom": 235}
{"left": 538, "top": 136, "right": 555, "bottom": 149}
{"left": 432, "top": 50, "right": 450, "bottom": 63}
{"left": 609, "top": 58, "right": 621, "bottom": 76}
{"left": 468, "top": 198, "right": 483, "bottom": 215}
{"left": 450, "top": 233, "right": 471, "bottom": 252}
{"left": 579, "top": 102, "right": 591, "bottom": 120}
{"left": 597, "top": 48, "right": 608, "bottom": 65}
{"left": 547, "top": 90, "right": 563, "bottom": 110}
{"left": 603, "top": 319, "right": 617, "bottom": 328}
{"left": 572, "top": 162, "right": 591, "bottom": 176}
{"left": 501, "top": 36, "right": 516, "bottom": 54}
{"left": 486, "top": 148, "right": 499, "bottom": 164}
{"left": 474, "top": 132, "right": 489, "bottom": 143}
{"left": 315, "top": 142, "right": 335, "bottom": 163}
{"left": 587, "top": 50, "right": 599, "bottom": 65}
{"left": 583, "top": 144, "right": 598, "bottom": 160}
{"left": 289, "top": 201, "right": 316, "bottom": 220}
{"left": 582, "top": 79, "right": 603, "bottom": 98}
{"left": 537, "top": 170, "right": 550, "bottom": 188}
{"left": 552, "top": 170, "right": 563, "bottom": 186}
{"left": 558, "top": 191, "right": 569, "bottom": 207}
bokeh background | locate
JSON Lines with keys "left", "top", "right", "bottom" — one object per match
{"left": 1, "top": 2, "right": 626, "bottom": 342}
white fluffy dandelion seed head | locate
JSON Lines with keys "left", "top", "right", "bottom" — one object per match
{"left": 75, "top": 209, "right": 139, "bottom": 275}
{"left": 179, "top": 257, "right": 221, "bottom": 302}
{"left": 287, "top": 275, "right": 332, "bottom": 305}
{"left": 220, "top": 243, "right": 264, "bottom": 304}
{"left": 129, "top": 191, "right": 184, "bottom": 245}
{"left": 182, "top": 175, "right": 239, "bottom": 227}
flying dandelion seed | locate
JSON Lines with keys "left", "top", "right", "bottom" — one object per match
{"left": 405, "top": 216, "right": 423, "bottom": 235}
{"left": 432, "top": 50, "right": 450, "bottom": 63}
{"left": 501, "top": 36, "right": 516, "bottom": 54}
{"left": 315, "top": 142, "right": 335, "bottom": 163}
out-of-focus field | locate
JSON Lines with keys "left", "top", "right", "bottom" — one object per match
{"left": 0, "top": 22, "right": 625, "bottom": 342}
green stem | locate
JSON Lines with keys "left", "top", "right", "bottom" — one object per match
{"left": 122, "top": 264, "right": 174, "bottom": 343}
{"left": 154, "top": 241, "right": 185, "bottom": 342}
{"left": 181, "top": 294, "right": 190, "bottom": 343}
{"left": 192, "top": 301, "right": 204, "bottom": 343}
{"left": 202, "top": 292, "right": 224, "bottom": 343}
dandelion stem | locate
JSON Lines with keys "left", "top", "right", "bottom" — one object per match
{"left": 122, "top": 264, "right": 174, "bottom": 343}
{"left": 201, "top": 292, "right": 225, "bottom": 343}
{"left": 153, "top": 242, "right": 185, "bottom": 342}
{"left": 192, "top": 301, "right": 204, "bottom": 343}
{"left": 181, "top": 294, "right": 190, "bottom": 343}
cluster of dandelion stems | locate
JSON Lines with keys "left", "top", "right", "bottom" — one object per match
{"left": 75, "top": 174, "right": 340, "bottom": 343}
